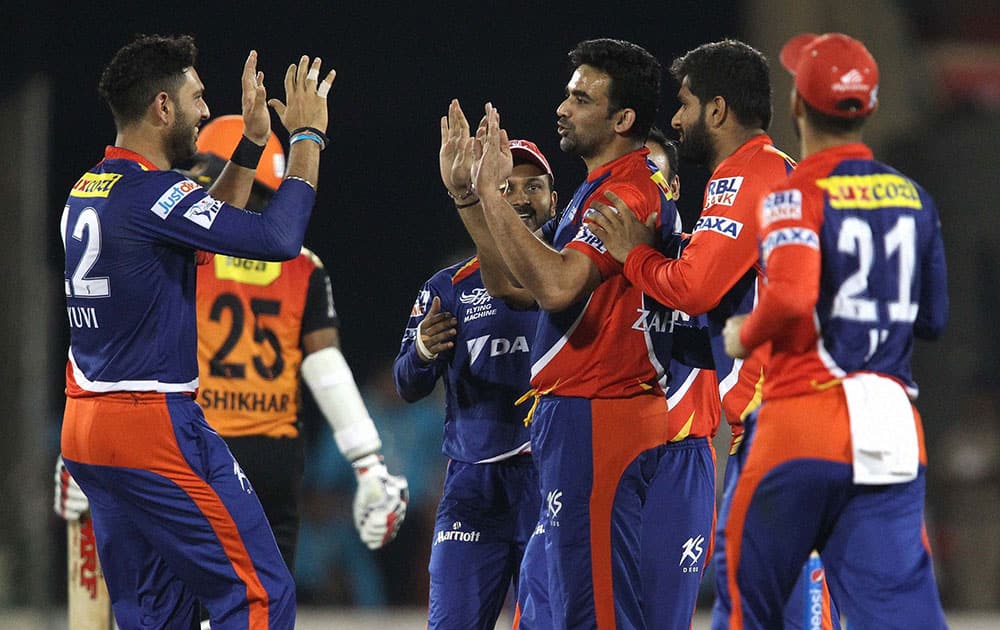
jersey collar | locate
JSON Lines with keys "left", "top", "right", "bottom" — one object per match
{"left": 103, "top": 146, "right": 159, "bottom": 171}
{"left": 586, "top": 146, "right": 650, "bottom": 182}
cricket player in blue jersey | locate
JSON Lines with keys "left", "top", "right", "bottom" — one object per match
{"left": 393, "top": 138, "right": 557, "bottom": 630}
{"left": 59, "top": 34, "right": 335, "bottom": 629}
{"left": 722, "top": 33, "right": 948, "bottom": 629}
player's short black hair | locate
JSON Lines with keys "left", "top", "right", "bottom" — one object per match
{"left": 801, "top": 99, "right": 867, "bottom": 134}
{"left": 568, "top": 38, "right": 662, "bottom": 139}
{"left": 646, "top": 125, "right": 678, "bottom": 178}
{"left": 98, "top": 34, "right": 198, "bottom": 127}
{"left": 670, "top": 39, "right": 772, "bottom": 131}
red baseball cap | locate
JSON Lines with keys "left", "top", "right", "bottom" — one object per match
{"left": 509, "top": 139, "right": 554, "bottom": 183}
{"left": 780, "top": 33, "right": 879, "bottom": 118}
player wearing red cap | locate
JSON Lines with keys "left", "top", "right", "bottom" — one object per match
{"left": 721, "top": 33, "right": 948, "bottom": 628}
{"left": 397, "top": 138, "right": 555, "bottom": 630}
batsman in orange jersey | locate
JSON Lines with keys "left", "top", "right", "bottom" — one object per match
{"left": 190, "top": 116, "right": 408, "bottom": 572}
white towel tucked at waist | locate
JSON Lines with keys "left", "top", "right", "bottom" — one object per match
{"left": 842, "top": 372, "right": 919, "bottom": 485}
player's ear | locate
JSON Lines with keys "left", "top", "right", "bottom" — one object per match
{"left": 549, "top": 190, "right": 558, "bottom": 217}
{"left": 709, "top": 95, "right": 728, "bottom": 129}
{"left": 152, "top": 92, "right": 171, "bottom": 125}
{"left": 614, "top": 108, "right": 636, "bottom": 135}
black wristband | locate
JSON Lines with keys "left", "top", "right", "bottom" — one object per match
{"left": 230, "top": 135, "right": 265, "bottom": 169}
{"left": 289, "top": 127, "right": 329, "bottom": 148}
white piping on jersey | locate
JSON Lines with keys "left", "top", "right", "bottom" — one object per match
{"left": 719, "top": 275, "right": 760, "bottom": 401}
{"left": 667, "top": 367, "right": 702, "bottom": 410}
{"left": 814, "top": 310, "right": 847, "bottom": 381}
{"left": 644, "top": 323, "right": 668, "bottom": 393}
{"left": 718, "top": 358, "right": 744, "bottom": 401}
{"left": 530, "top": 295, "right": 592, "bottom": 380}
{"left": 69, "top": 349, "right": 199, "bottom": 393}
{"left": 475, "top": 441, "right": 532, "bottom": 464}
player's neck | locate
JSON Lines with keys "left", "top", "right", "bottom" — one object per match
{"left": 582, "top": 136, "right": 643, "bottom": 174}
{"left": 709, "top": 128, "right": 766, "bottom": 171}
{"left": 799, "top": 124, "right": 864, "bottom": 160}
{"left": 114, "top": 129, "right": 171, "bottom": 171}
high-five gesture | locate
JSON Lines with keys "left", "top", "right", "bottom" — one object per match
{"left": 439, "top": 99, "right": 478, "bottom": 198}
{"left": 472, "top": 103, "right": 513, "bottom": 197}
{"left": 240, "top": 50, "right": 271, "bottom": 145}
{"left": 268, "top": 55, "right": 336, "bottom": 134}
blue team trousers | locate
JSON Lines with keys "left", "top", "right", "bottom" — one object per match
{"left": 513, "top": 394, "right": 677, "bottom": 629}
{"left": 712, "top": 412, "right": 840, "bottom": 630}
{"left": 517, "top": 435, "right": 716, "bottom": 630}
{"left": 723, "top": 387, "right": 946, "bottom": 630}
{"left": 427, "top": 455, "right": 539, "bottom": 630}
{"left": 62, "top": 392, "right": 295, "bottom": 630}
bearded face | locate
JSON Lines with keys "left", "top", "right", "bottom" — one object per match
{"left": 676, "top": 106, "right": 715, "bottom": 167}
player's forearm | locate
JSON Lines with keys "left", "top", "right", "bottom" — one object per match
{"left": 301, "top": 346, "right": 382, "bottom": 461}
{"left": 207, "top": 162, "right": 256, "bottom": 208}
{"left": 228, "top": 179, "right": 315, "bottom": 260}
{"left": 456, "top": 205, "right": 525, "bottom": 296}
{"left": 283, "top": 139, "right": 322, "bottom": 191}
{"left": 624, "top": 240, "right": 752, "bottom": 316}
{"left": 480, "top": 191, "right": 582, "bottom": 311}
{"left": 392, "top": 346, "right": 440, "bottom": 402}
{"left": 739, "top": 249, "right": 819, "bottom": 350}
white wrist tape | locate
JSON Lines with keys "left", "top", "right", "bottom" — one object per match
{"left": 301, "top": 347, "right": 382, "bottom": 461}
{"left": 414, "top": 326, "right": 438, "bottom": 361}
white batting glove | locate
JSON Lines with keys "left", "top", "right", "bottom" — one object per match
{"left": 54, "top": 455, "right": 89, "bottom": 521}
{"left": 351, "top": 454, "right": 408, "bottom": 550}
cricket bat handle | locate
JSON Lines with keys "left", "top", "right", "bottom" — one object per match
{"left": 67, "top": 513, "right": 113, "bottom": 630}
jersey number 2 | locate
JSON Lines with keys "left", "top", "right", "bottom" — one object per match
{"left": 65, "top": 208, "right": 110, "bottom": 298}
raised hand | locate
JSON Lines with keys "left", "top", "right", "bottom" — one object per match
{"left": 268, "top": 55, "right": 337, "bottom": 134}
{"left": 240, "top": 50, "right": 271, "bottom": 144}
{"left": 585, "top": 190, "right": 657, "bottom": 263}
{"left": 439, "top": 99, "right": 476, "bottom": 196}
{"left": 471, "top": 103, "right": 513, "bottom": 198}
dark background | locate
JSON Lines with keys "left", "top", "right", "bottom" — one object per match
{"left": 15, "top": 0, "right": 737, "bottom": 387}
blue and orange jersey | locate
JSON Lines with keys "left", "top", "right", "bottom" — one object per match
{"left": 529, "top": 147, "right": 680, "bottom": 400}
{"left": 666, "top": 311, "right": 721, "bottom": 442}
{"left": 62, "top": 146, "right": 314, "bottom": 397}
{"left": 196, "top": 248, "right": 338, "bottom": 439}
{"left": 740, "top": 143, "right": 948, "bottom": 400}
{"left": 394, "top": 257, "right": 537, "bottom": 463}
{"left": 622, "top": 135, "right": 796, "bottom": 425}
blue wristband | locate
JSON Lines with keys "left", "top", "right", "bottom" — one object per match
{"left": 290, "top": 132, "right": 326, "bottom": 150}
